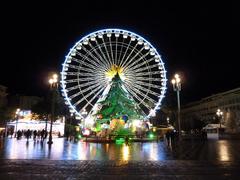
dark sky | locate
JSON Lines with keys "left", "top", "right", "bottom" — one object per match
{"left": 1, "top": 1, "right": 238, "bottom": 105}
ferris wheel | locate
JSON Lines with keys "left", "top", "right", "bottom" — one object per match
{"left": 60, "top": 28, "right": 167, "bottom": 118}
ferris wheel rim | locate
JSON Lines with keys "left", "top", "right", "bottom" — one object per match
{"left": 61, "top": 28, "right": 167, "bottom": 118}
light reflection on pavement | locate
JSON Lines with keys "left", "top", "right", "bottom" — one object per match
{"left": 0, "top": 138, "right": 240, "bottom": 161}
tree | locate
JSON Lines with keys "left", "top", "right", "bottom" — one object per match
{"left": 31, "top": 90, "right": 69, "bottom": 120}
{"left": 95, "top": 73, "right": 144, "bottom": 121}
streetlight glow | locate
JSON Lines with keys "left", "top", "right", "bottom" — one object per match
{"left": 53, "top": 78, "right": 58, "bottom": 83}
{"left": 174, "top": 74, "right": 179, "bottom": 79}
{"left": 53, "top": 74, "right": 58, "bottom": 79}
{"left": 49, "top": 79, "right": 53, "bottom": 84}
{"left": 216, "top": 109, "right": 224, "bottom": 128}
{"left": 172, "top": 73, "right": 182, "bottom": 139}
{"left": 176, "top": 77, "right": 181, "bottom": 83}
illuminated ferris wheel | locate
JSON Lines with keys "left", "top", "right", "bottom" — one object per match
{"left": 60, "top": 29, "right": 167, "bottom": 118}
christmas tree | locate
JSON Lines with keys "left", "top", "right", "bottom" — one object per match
{"left": 95, "top": 72, "right": 144, "bottom": 126}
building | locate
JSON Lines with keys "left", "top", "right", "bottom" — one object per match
{"left": 181, "top": 87, "right": 240, "bottom": 132}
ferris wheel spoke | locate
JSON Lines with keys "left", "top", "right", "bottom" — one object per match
{"left": 119, "top": 40, "right": 131, "bottom": 67}
{"left": 73, "top": 85, "right": 104, "bottom": 107}
{"left": 82, "top": 43, "right": 109, "bottom": 71}
{"left": 69, "top": 82, "right": 104, "bottom": 101}
{"left": 79, "top": 73, "right": 106, "bottom": 79}
{"left": 88, "top": 42, "right": 110, "bottom": 69}
{"left": 78, "top": 79, "right": 107, "bottom": 89}
{"left": 124, "top": 81, "right": 158, "bottom": 108}
{"left": 94, "top": 40, "right": 112, "bottom": 68}
{"left": 123, "top": 50, "right": 149, "bottom": 72}
{"left": 62, "top": 76, "right": 106, "bottom": 86}
{"left": 75, "top": 48, "right": 108, "bottom": 73}
{"left": 79, "top": 66, "right": 98, "bottom": 73}
{"left": 125, "top": 79, "right": 162, "bottom": 97}
{"left": 62, "top": 79, "right": 79, "bottom": 83}
{"left": 74, "top": 52, "right": 107, "bottom": 73}
{"left": 79, "top": 82, "right": 104, "bottom": 94}
{"left": 108, "top": 37, "right": 115, "bottom": 65}
{"left": 64, "top": 64, "right": 79, "bottom": 70}
{"left": 66, "top": 61, "right": 96, "bottom": 73}
{"left": 78, "top": 77, "right": 106, "bottom": 85}
{"left": 123, "top": 83, "right": 151, "bottom": 110}
{"left": 124, "top": 79, "right": 159, "bottom": 102}
{"left": 101, "top": 37, "right": 113, "bottom": 66}
{"left": 68, "top": 91, "right": 82, "bottom": 100}
{"left": 66, "top": 72, "right": 94, "bottom": 77}
{"left": 125, "top": 56, "right": 155, "bottom": 72}
{"left": 117, "top": 39, "right": 125, "bottom": 66}
{"left": 121, "top": 47, "right": 145, "bottom": 70}
{"left": 80, "top": 45, "right": 107, "bottom": 70}
{"left": 62, "top": 71, "right": 80, "bottom": 76}
{"left": 76, "top": 76, "right": 104, "bottom": 82}
{"left": 80, "top": 85, "right": 106, "bottom": 111}
{"left": 123, "top": 83, "right": 143, "bottom": 104}
{"left": 129, "top": 63, "right": 160, "bottom": 73}
{"left": 130, "top": 79, "right": 165, "bottom": 90}
{"left": 125, "top": 70, "right": 162, "bottom": 77}
{"left": 120, "top": 43, "right": 138, "bottom": 68}
{"left": 78, "top": 66, "right": 101, "bottom": 73}
{"left": 131, "top": 76, "right": 165, "bottom": 82}
{"left": 64, "top": 85, "right": 79, "bottom": 92}
{"left": 63, "top": 71, "right": 102, "bottom": 78}
{"left": 115, "top": 37, "right": 118, "bottom": 65}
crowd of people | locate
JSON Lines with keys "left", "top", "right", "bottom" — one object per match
{"left": 15, "top": 129, "right": 48, "bottom": 141}
{"left": 0, "top": 128, "right": 51, "bottom": 141}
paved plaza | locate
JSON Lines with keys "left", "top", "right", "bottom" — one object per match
{"left": 0, "top": 159, "right": 239, "bottom": 179}
{"left": 0, "top": 138, "right": 240, "bottom": 179}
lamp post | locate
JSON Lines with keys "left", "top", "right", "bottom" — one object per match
{"left": 48, "top": 73, "right": 58, "bottom": 144}
{"left": 216, "top": 109, "right": 223, "bottom": 128}
{"left": 171, "top": 74, "right": 182, "bottom": 138}
{"left": 166, "top": 117, "right": 170, "bottom": 126}
{"left": 14, "top": 108, "right": 20, "bottom": 138}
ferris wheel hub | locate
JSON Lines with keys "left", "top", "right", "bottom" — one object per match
{"left": 105, "top": 65, "right": 125, "bottom": 81}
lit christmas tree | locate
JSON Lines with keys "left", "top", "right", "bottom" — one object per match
{"left": 95, "top": 72, "right": 145, "bottom": 130}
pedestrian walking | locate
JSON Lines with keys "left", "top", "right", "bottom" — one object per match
{"left": 165, "top": 131, "right": 170, "bottom": 146}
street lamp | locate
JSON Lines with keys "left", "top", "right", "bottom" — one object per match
{"left": 166, "top": 117, "right": 170, "bottom": 126}
{"left": 48, "top": 73, "right": 58, "bottom": 144}
{"left": 15, "top": 108, "right": 20, "bottom": 138}
{"left": 216, "top": 109, "right": 223, "bottom": 128}
{"left": 171, "top": 74, "right": 182, "bottom": 138}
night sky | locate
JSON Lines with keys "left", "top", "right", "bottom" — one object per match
{"left": 1, "top": 1, "right": 238, "bottom": 105}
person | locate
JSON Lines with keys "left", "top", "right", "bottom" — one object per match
{"left": 26, "top": 129, "right": 31, "bottom": 141}
{"left": 170, "top": 130, "right": 175, "bottom": 142}
{"left": 33, "top": 130, "right": 37, "bottom": 141}
{"left": 40, "top": 129, "right": 45, "bottom": 141}
{"left": 10, "top": 129, "right": 14, "bottom": 138}
{"left": 165, "top": 131, "right": 170, "bottom": 146}
{"left": 125, "top": 135, "right": 129, "bottom": 145}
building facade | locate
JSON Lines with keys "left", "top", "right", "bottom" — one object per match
{"left": 181, "top": 87, "right": 240, "bottom": 132}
